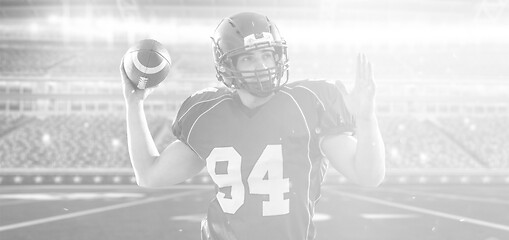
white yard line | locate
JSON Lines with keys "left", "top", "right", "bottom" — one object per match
{"left": 325, "top": 188, "right": 509, "bottom": 232}
{"left": 0, "top": 199, "right": 37, "bottom": 207}
{"left": 379, "top": 187, "right": 509, "bottom": 205}
{"left": 0, "top": 190, "right": 203, "bottom": 232}
{"left": 0, "top": 184, "right": 214, "bottom": 192}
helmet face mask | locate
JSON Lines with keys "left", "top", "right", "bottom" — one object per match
{"left": 211, "top": 12, "right": 289, "bottom": 97}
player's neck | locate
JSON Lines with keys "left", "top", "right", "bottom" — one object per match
{"left": 237, "top": 90, "right": 274, "bottom": 109}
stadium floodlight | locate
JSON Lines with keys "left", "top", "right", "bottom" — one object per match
{"left": 73, "top": 176, "right": 82, "bottom": 183}
{"left": 113, "top": 176, "right": 122, "bottom": 184}
{"left": 93, "top": 176, "right": 103, "bottom": 184}
{"left": 419, "top": 153, "right": 428, "bottom": 163}
{"left": 338, "top": 176, "right": 347, "bottom": 183}
{"left": 460, "top": 176, "right": 469, "bottom": 183}
{"left": 439, "top": 176, "right": 449, "bottom": 183}
{"left": 418, "top": 176, "right": 427, "bottom": 183}
{"left": 130, "top": 176, "right": 137, "bottom": 183}
{"left": 481, "top": 176, "right": 491, "bottom": 183}
{"left": 13, "top": 176, "right": 23, "bottom": 184}
{"left": 34, "top": 176, "right": 43, "bottom": 184}
{"left": 53, "top": 176, "right": 63, "bottom": 184}
{"left": 390, "top": 147, "right": 399, "bottom": 158}
{"left": 397, "top": 176, "right": 407, "bottom": 183}
{"left": 201, "top": 175, "right": 210, "bottom": 184}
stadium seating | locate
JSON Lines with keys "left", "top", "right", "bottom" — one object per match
{"left": 437, "top": 116, "right": 509, "bottom": 168}
{"left": 2, "top": 44, "right": 508, "bottom": 80}
{"left": 0, "top": 115, "right": 32, "bottom": 136}
{"left": 0, "top": 48, "right": 75, "bottom": 77}
{"left": 1, "top": 44, "right": 508, "bottom": 171}
{"left": 0, "top": 45, "right": 214, "bottom": 78}
{"left": 379, "top": 116, "right": 484, "bottom": 169}
{"left": 0, "top": 114, "right": 171, "bottom": 168}
{"left": 1, "top": 114, "right": 507, "bottom": 169}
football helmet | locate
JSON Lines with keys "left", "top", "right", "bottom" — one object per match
{"left": 211, "top": 12, "right": 289, "bottom": 97}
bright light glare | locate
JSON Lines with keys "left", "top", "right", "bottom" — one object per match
{"left": 284, "top": 22, "right": 509, "bottom": 46}
{"left": 48, "top": 15, "right": 60, "bottom": 24}
{"left": 419, "top": 153, "right": 428, "bottom": 163}
{"left": 112, "top": 138, "right": 120, "bottom": 147}
{"left": 390, "top": 147, "right": 399, "bottom": 158}
{"left": 42, "top": 133, "right": 51, "bottom": 144}
{"left": 29, "top": 23, "right": 39, "bottom": 33}
{"left": 39, "top": 14, "right": 509, "bottom": 45}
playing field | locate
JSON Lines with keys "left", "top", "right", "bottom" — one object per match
{"left": 1, "top": 184, "right": 507, "bottom": 240}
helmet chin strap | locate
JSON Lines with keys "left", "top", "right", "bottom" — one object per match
{"left": 234, "top": 79, "right": 275, "bottom": 97}
{"left": 217, "top": 48, "right": 289, "bottom": 97}
{"left": 227, "top": 63, "right": 289, "bottom": 98}
{"left": 233, "top": 68, "right": 279, "bottom": 97}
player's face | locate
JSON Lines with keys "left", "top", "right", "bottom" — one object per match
{"left": 235, "top": 48, "right": 276, "bottom": 83}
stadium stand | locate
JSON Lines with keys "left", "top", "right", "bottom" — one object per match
{"left": 436, "top": 116, "right": 509, "bottom": 168}
{"left": 0, "top": 45, "right": 214, "bottom": 79}
{"left": 0, "top": 47, "right": 76, "bottom": 77}
{"left": 2, "top": 44, "right": 507, "bottom": 81}
{"left": 1, "top": 114, "right": 507, "bottom": 171}
{"left": 0, "top": 114, "right": 171, "bottom": 169}
{"left": 0, "top": 15, "right": 507, "bottom": 184}
{"left": 379, "top": 116, "right": 485, "bottom": 169}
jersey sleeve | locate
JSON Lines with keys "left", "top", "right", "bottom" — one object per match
{"left": 311, "top": 80, "right": 356, "bottom": 137}
{"left": 171, "top": 95, "right": 193, "bottom": 144}
{"left": 171, "top": 87, "right": 225, "bottom": 146}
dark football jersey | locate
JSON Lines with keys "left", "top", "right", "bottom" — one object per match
{"left": 172, "top": 80, "right": 355, "bottom": 240}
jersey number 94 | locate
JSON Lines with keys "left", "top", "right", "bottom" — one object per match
{"left": 206, "top": 145, "right": 290, "bottom": 216}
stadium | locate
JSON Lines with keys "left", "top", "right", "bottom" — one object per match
{"left": 0, "top": 0, "right": 508, "bottom": 239}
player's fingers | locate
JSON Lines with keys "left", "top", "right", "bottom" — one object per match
{"left": 119, "top": 56, "right": 123, "bottom": 70}
{"left": 368, "top": 61, "right": 374, "bottom": 83}
{"left": 367, "top": 62, "right": 376, "bottom": 92}
{"left": 119, "top": 57, "right": 129, "bottom": 81}
{"left": 119, "top": 58, "right": 127, "bottom": 81}
{"left": 356, "top": 53, "right": 362, "bottom": 83}
{"left": 362, "top": 53, "right": 369, "bottom": 80}
{"left": 362, "top": 54, "right": 373, "bottom": 86}
{"left": 119, "top": 57, "right": 137, "bottom": 93}
{"left": 357, "top": 53, "right": 369, "bottom": 87}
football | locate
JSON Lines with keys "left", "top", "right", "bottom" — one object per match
{"left": 123, "top": 39, "right": 172, "bottom": 90}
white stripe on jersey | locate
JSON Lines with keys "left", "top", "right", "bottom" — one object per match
{"left": 283, "top": 85, "right": 326, "bottom": 112}
{"left": 177, "top": 94, "right": 231, "bottom": 123}
{"left": 280, "top": 89, "right": 313, "bottom": 240}
{"left": 187, "top": 97, "right": 233, "bottom": 160}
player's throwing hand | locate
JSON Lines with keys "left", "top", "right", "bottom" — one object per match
{"left": 336, "top": 53, "right": 376, "bottom": 120}
{"left": 119, "top": 59, "right": 155, "bottom": 105}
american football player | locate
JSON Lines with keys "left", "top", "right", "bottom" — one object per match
{"left": 121, "top": 12, "right": 385, "bottom": 240}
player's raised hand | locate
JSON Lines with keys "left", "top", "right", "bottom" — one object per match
{"left": 336, "top": 53, "right": 376, "bottom": 120}
{"left": 120, "top": 59, "right": 155, "bottom": 105}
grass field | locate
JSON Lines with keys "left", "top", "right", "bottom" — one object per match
{"left": 1, "top": 184, "right": 508, "bottom": 240}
